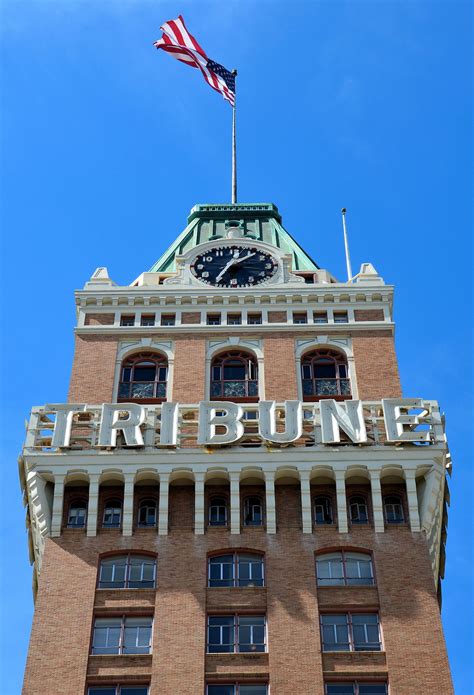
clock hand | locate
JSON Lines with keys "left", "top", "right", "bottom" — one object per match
{"left": 215, "top": 255, "right": 240, "bottom": 282}
{"left": 233, "top": 252, "right": 256, "bottom": 264}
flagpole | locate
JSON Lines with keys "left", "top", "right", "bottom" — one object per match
{"left": 341, "top": 208, "right": 353, "bottom": 282}
{"left": 231, "top": 69, "right": 237, "bottom": 205}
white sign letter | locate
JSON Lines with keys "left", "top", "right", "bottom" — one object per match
{"left": 382, "top": 398, "right": 431, "bottom": 442}
{"left": 158, "top": 402, "right": 179, "bottom": 446}
{"left": 48, "top": 404, "right": 87, "bottom": 448}
{"left": 320, "top": 399, "right": 367, "bottom": 444}
{"left": 98, "top": 404, "right": 146, "bottom": 447}
{"left": 198, "top": 401, "right": 244, "bottom": 446}
{"left": 258, "top": 401, "right": 303, "bottom": 444}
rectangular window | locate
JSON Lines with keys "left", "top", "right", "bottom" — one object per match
{"left": 228, "top": 313, "right": 242, "bottom": 325}
{"left": 248, "top": 313, "right": 262, "bottom": 325}
{"left": 120, "top": 315, "right": 135, "bottom": 327}
{"left": 334, "top": 311, "right": 349, "bottom": 323}
{"left": 88, "top": 688, "right": 149, "bottom": 695}
{"left": 161, "top": 314, "right": 175, "bottom": 326}
{"left": 208, "top": 553, "right": 264, "bottom": 588}
{"left": 316, "top": 551, "right": 374, "bottom": 587}
{"left": 140, "top": 315, "right": 155, "bottom": 327}
{"left": 207, "top": 686, "right": 267, "bottom": 695}
{"left": 314, "top": 311, "right": 328, "bottom": 324}
{"left": 321, "top": 614, "right": 381, "bottom": 652}
{"left": 325, "top": 684, "right": 387, "bottom": 695}
{"left": 293, "top": 312, "right": 308, "bottom": 324}
{"left": 207, "top": 615, "right": 266, "bottom": 653}
{"left": 92, "top": 616, "right": 153, "bottom": 655}
{"left": 98, "top": 555, "right": 156, "bottom": 589}
{"left": 207, "top": 314, "right": 221, "bottom": 326}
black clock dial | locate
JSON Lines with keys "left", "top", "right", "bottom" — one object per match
{"left": 190, "top": 246, "right": 277, "bottom": 288}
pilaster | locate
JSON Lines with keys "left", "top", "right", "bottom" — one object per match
{"left": 300, "top": 470, "right": 313, "bottom": 533}
{"left": 50, "top": 474, "right": 65, "bottom": 537}
{"left": 122, "top": 473, "right": 135, "bottom": 536}
{"left": 335, "top": 470, "right": 348, "bottom": 533}
{"left": 86, "top": 475, "right": 100, "bottom": 537}
{"left": 369, "top": 469, "right": 385, "bottom": 532}
{"left": 194, "top": 472, "right": 205, "bottom": 535}
{"left": 264, "top": 471, "right": 276, "bottom": 534}
{"left": 158, "top": 473, "right": 170, "bottom": 535}
{"left": 230, "top": 472, "right": 241, "bottom": 534}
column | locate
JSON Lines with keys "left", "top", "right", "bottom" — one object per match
{"left": 122, "top": 473, "right": 135, "bottom": 537}
{"left": 229, "top": 472, "right": 241, "bottom": 535}
{"left": 334, "top": 470, "right": 348, "bottom": 533}
{"left": 369, "top": 470, "right": 384, "bottom": 533}
{"left": 405, "top": 469, "right": 421, "bottom": 532}
{"left": 87, "top": 474, "right": 100, "bottom": 537}
{"left": 194, "top": 472, "right": 205, "bottom": 535}
{"left": 300, "top": 470, "right": 313, "bottom": 534}
{"left": 51, "top": 474, "right": 65, "bottom": 537}
{"left": 264, "top": 471, "right": 276, "bottom": 534}
{"left": 158, "top": 473, "right": 170, "bottom": 536}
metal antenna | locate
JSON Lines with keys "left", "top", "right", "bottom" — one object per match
{"left": 341, "top": 207, "right": 353, "bottom": 282}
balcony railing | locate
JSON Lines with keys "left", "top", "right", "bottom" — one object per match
{"left": 23, "top": 400, "right": 445, "bottom": 454}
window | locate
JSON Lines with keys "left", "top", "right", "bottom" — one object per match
{"left": 316, "top": 551, "right": 374, "bottom": 586}
{"left": 67, "top": 501, "right": 87, "bottom": 528}
{"left": 325, "top": 683, "right": 387, "bottom": 695}
{"left": 118, "top": 351, "right": 168, "bottom": 402}
{"left": 384, "top": 495, "right": 405, "bottom": 523}
{"left": 209, "top": 497, "right": 228, "bottom": 526}
{"left": 244, "top": 497, "right": 264, "bottom": 526}
{"left": 314, "top": 496, "right": 333, "bottom": 525}
{"left": 301, "top": 349, "right": 351, "bottom": 400}
{"left": 98, "top": 555, "right": 156, "bottom": 589}
{"left": 103, "top": 499, "right": 122, "bottom": 528}
{"left": 228, "top": 313, "right": 242, "bottom": 325}
{"left": 207, "top": 314, "right": 221, "bottom": 326}
{"left": 334, "top": 311, "right": 349, "bottom": 323}
{"left": 248, "top": 313, "right": 262, "bottom": 325}
{"left": 161, "top": 314, "right": 175, "bottom": 326}
{"left": 314, "top": 311, "right": 328, "bottom": 324}
{"left": 140, "top": 315, "right": 155, "bottom": 327}
{"left": 88, "top": 687, "right": 149, "bottom": 695}
{"left": 138, "top": 499, "right": 157, "bottom": 528}
{"left": 211, "top": 350, "right": 258, "bottom": 400}
{"left": 207, "top": 686, "right": 267, "bottom": 695}
{"left": 349, "top": 496, "right": 369, "bottom": 524}
{"left": 120, "top": 315, "right": 135, "bottom": 327}
{"left": 293, "top": 312, "right": 308, "bottom": 324}
{"left": 92, "top": 616, "right": 153, "bottom": 655}
{"left": 208, "top": 553, "right": 264, "bottom": 587}
{"left": 207, "top": 615, "right": 266, "bottom": 653}
{"left": 320, "top": 613, "right": 381, "bottom": 652}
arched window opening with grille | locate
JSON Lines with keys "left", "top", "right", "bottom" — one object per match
{"left": 138, "top": 499, "right": 158, "bottom": 528}
{"left": 383, "top": 495, "right": 405, "bottom": 524}
{"left": 67, "top": 500, "right": 87, "bottom": 528}
{"left": 118, "top": 351, "right": 168, "bottom": 403}
{"left": 103, "top": 499, "right": 123, "bottom": 528}
{"left": 211, "top": 350, "right": 258, "bottom": 401}
{"left": 301, "top": 349, "right": 351, "bottom": 401}
{"left": 208, "top": 497, "right": 228, "bottom": 526}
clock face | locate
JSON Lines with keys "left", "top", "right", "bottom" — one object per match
{"left": 190, "top": 245, "right": 278, "bottom": 288}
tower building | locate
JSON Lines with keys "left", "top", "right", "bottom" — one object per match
{"left": 20, "top": 202, "right": 452, "bottom": 695}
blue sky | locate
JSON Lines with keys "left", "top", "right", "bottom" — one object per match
{"left": 0, "top": 1, "right": 472, "bottom": 692}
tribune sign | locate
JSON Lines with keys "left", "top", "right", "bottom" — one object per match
{"left": 41, "top": 398, "right": 441, "bottom": 449}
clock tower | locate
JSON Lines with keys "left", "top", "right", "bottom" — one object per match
{"left": 20, "top": 202, "right": 453, "bottom": 695}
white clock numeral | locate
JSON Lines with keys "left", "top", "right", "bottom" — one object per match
{"left": 215, "top": 250, "right": 223, "bottom": 256}
{"left": 230, "top": 278, "right": 238, "bottom": 286}
{"left": 248, "top": 276, "right": 255, "bottom": 283}
{"left": 265, "top": 263, "right": 272, "bottom": 269}
{"left": 206, "top": 256, "right": 213, "bottom": 262}
{"left": 259, "top": 254, "right": 266, "bottom": 260}
{"left": 202, "top": 271, "right": 209, "bottom": 278}
{"left": 259, "top": 271, "right": 265, "bottom": 277}
{"left": 197, "top": 264, "right": 204, "bottom": 270}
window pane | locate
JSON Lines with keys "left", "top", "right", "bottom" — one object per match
{"left": 326, "top": 686, "right": 354, "bottom": 695}
{"left": 121, "top": 689, "right": 149, "bottom": 695}
{"left": 345, "top": 553, "right": 373, "bottom": 585}
{"left": 207, "top": 686, "right": 234, "bottom": 695}
{"left": 321, "top": 615, "right": 349, "bottom": 651}
{"left": 208, "top": 616, "right": 235, "bottom": 653}
{"left": 352, "top": 614, "right": 380, "bottom": 650}
{"left": 358, "top": 687, "right": 387, "bottom": 695}
{"left": 99, "top": 557, "right": 127, "bottom": 588}
{"left": 240, "top": 687, "right": 268, "bottom": 695}
{"left": 317, "top": 555, "right": 344, "bottom": 586}
{"left": 123, "top": 618, "right": 152, "bottom": 654}
{"left": 238, "top": 616, "right": 265, "bottom": 652}
{"left": 238, "top": 554, "right": 264, "bottom": 587}
{"left": 88, "top": 689, "right": 116, "bottom": 695}
{"left": 209, "top": 555, "right": 234, "bottom": 587}
{"left": 134, "top": 366, "right": 156, "bottom": 381}
{"left": 128, "top": 556, "right": 156, "bottom": 588}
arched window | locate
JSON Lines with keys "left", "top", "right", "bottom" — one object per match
{"left": 138, "top": 499, "right": 157, "bottom": 528}
{"left": 208, "top": 552, "right": 264, "bottom": 587}
{"left": 118, "top": 351, "right": 168, "bottom": 403}
{"left": 301, "top": 349, "right": 351, "bottom": 400}
{"left": 244, "top": 496, "right": 264, "bottom": 526}
{"left": 103, "top": 499, "right": 122, "bottom": 528}
{"left": 316, "top": 551, "right": 374, "bottom": 586}
{"left": 67, "top": 500, "right": 87, "bottom": 528}
{"left": 211, "top": 350, "right": 258, "bottom": 401}
{"left": 349, "top": 496, "right": 369, "bottom": 525}
{"left": 314, "top": 496, "right": 333, "bottom": 525}
{"left": 98, "top": 554, "right": 156, "bottom": 589}
{"left": 384, "top": 495, "right": 405, "bottom": 524}
{"left": 209, "top": 497, "right": 228, "bottom": 526}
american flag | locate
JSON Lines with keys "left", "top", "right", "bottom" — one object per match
{"left": 154, "top": 15, "right": 235, "bottom": 107}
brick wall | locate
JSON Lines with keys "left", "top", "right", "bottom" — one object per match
{"left": 172, "top": 336, "right": 207, "bottom": 402}
{"left": 68, "top": 335, "right": 119, "bottom": 403}
{"left": 181, "top": 312, "right": 201, "bottom": 325}
{"left": 263, "top": 336, "right": 298, "bottom": 400}
{"left": 84, "top": 314, "right": 115, "bottom": 326}
{"left": 354, "top": 309, "right": 385, "bottom": 322}
{"left": 352, "top": 331, "right": 402, "bottom": 399}
{"left": 267, "top": 311, "right": 287, "bottom": 323}
{"left": 23, "top": 488, "right": 452, "bottom": 694}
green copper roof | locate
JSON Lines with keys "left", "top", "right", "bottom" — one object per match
{"left": 148, "top": 203, "right": 319, "bottom": 273}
